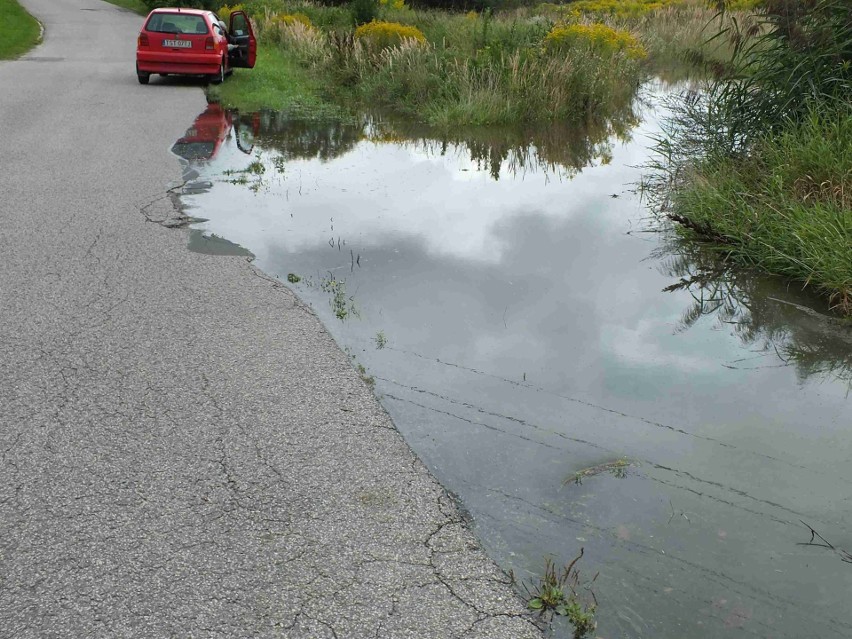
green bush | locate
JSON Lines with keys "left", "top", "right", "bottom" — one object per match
{"left": 350, "top": 0, "right": 379, "bottom": 25}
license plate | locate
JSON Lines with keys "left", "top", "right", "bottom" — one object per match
{"left": 163, "top": 39, "right": 191, "bottom": 48}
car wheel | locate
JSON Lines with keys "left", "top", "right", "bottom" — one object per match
{"left": 211, "top": 59, "right": 225, "bottom": 85}
{"left": 136, "top": 63, "right": 150, "bottom": 85}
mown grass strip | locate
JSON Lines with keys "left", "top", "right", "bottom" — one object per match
{"left": 207, "top": 47, "right": 343, "bottom": 118}
{"left": 101, "top": 0, "right": 148, "bottom": 15}
{"left": 0, "top": 0, "right": 41, "bottom": 60}
{"left": 104, "top": 0, "right": 150, "bottom": 16}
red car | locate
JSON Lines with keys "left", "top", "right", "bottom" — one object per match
{"left": 136, "top": 8, "right": 256, "bottom": 85}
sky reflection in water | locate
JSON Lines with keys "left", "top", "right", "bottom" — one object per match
{"left": 174, "top": 87, "right": 852, "bottom": 639}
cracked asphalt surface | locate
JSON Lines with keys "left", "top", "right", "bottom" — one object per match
{"left": 0, "top": 1, "right": 543, "bottom": 637}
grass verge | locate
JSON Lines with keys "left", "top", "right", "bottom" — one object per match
{"left": 207, "top": 46, "right": 343, "bottom": 117}
{"left": 0, "top": 0, "right": 41, "bottom": 60}
{"left": 101, "top": 0, "right": 148, "bottom": 15}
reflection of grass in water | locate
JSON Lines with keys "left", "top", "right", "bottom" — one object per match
{"left": 565, "top": 458, "right": 634, "bottom": 486}
{"left": 240, "top": 104, "right": 639, "bottom": 181}
{"left": 368, "top": 109, "right": 638, "bottom": 180}
{"left": 656, "top": 235, "right": 852, "bottom": 385}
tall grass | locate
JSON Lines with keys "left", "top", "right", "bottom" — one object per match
{"left": 648, "top": 0, "right": 852, "bottom": 313}
{"left": 241, "top": 1, "right": 649, "bottom": 125}
{"left": 218, "top": 1, "right": 766, "bottom": 124}
{"left": 665, "top": 106, "right": 852, "bottom": 312}
{"left": 709, "top": 0, "right": 852, "bottom": 150}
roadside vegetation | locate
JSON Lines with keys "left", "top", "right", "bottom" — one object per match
{"left": 0, "top": 0, "right": 40, "bottom": 59}
{"left": 204, "top": 0, "right": 759, "bottom": 125}
{"left": 127, "top": 3, "right": 850, "bottom": 312}
{"left": 648, "top": 0, "right": 852, "bottom": 314}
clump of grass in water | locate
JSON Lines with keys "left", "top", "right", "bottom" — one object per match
{"left": 320, "top": 276, "right": 360, "bottom": 320}
{"left": 567, "top": 458, "right": 634, "bottom": 485}
{"left": 374, "top": 330, "right": 387, "bottom": 349}
{"left": 521, "top": 549, "right": 598, "bottom": 639}
{"left": 221, "top": 155, "right": 268, "bottom": 191}
{"left": 356, "top": 362, "right": 375, "bottom": 388}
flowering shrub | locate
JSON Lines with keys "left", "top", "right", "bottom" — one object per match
{"left": 217, "top": 4, "right": 246, "bottom": 23}
{"left": 540, "top": 0, "right": 763, "bottom": 18}
{"left": 562, "top": 0, "right": 677, "bottom": 18}
{"left": 271, "top": 13, "right": 313, "bottom": 28}
{"left": 354, "top": 20, "right": 426, "bottom": 49}
{"left": 545, "top": 23, "right": 647, "bottom": 58}
{"left": 379, "top": 0, "right": 408, "bottom": 10}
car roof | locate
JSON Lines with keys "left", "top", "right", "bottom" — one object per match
{"left": 150, "top": 8, "right": 209, "bottom": 16}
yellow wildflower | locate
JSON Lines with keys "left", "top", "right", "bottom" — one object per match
{"left": 354, "top": 20, "right": 427, "bottom": 49}
{"left": 545, "top": 23, "right": 647, "bottom": 59}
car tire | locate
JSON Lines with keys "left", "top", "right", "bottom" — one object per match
{"left": 136, "top": 63, "right": 150, "bottom": 85}
{"left": 210, "top": 59, "right": 225, "bottom": 85}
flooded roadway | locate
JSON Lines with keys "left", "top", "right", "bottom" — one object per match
{"left": 172, "top": 84, "right": 852, "bottom": 638}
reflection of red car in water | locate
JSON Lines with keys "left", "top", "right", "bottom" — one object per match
{"left": 171, "top": 103, "right": 230, "bottom": 161}
{"left": 171, "top": 104, "right": 259, "bottom": 161}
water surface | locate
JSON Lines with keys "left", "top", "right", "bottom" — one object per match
{"left": 173, "top": 91, "right": 852, "bottom": 638}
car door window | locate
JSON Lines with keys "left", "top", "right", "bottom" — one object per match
{"left": 231, "top": 13, "right": 248, "bottom": 37}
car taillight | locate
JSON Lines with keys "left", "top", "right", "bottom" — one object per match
{"left": 205, "top": 36, "right": 214, "bottom": 51}
{"left": 138, "top": 32, "right": 149, "bottom": 47}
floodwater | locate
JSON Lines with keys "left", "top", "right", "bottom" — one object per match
{"left": 172, "top": 86, "right": 852, "bottom": 638}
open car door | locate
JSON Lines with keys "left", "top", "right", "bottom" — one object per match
{"left": 228, "top": 11, "right": 256, "bottom": 69}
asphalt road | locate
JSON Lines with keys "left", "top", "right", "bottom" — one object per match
{"left": 0, "top": 1, "right": 542, "bottom": 637}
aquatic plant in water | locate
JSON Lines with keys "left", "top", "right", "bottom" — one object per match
{"left": 523, "top": 549, "right": 599, "bottom": 639}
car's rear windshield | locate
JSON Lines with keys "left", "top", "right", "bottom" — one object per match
{"left": 171, "top": 141, "right": 217, "bottom": 161}
{"left": 145, "top": 13, "right": 208, "bottom": 35}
